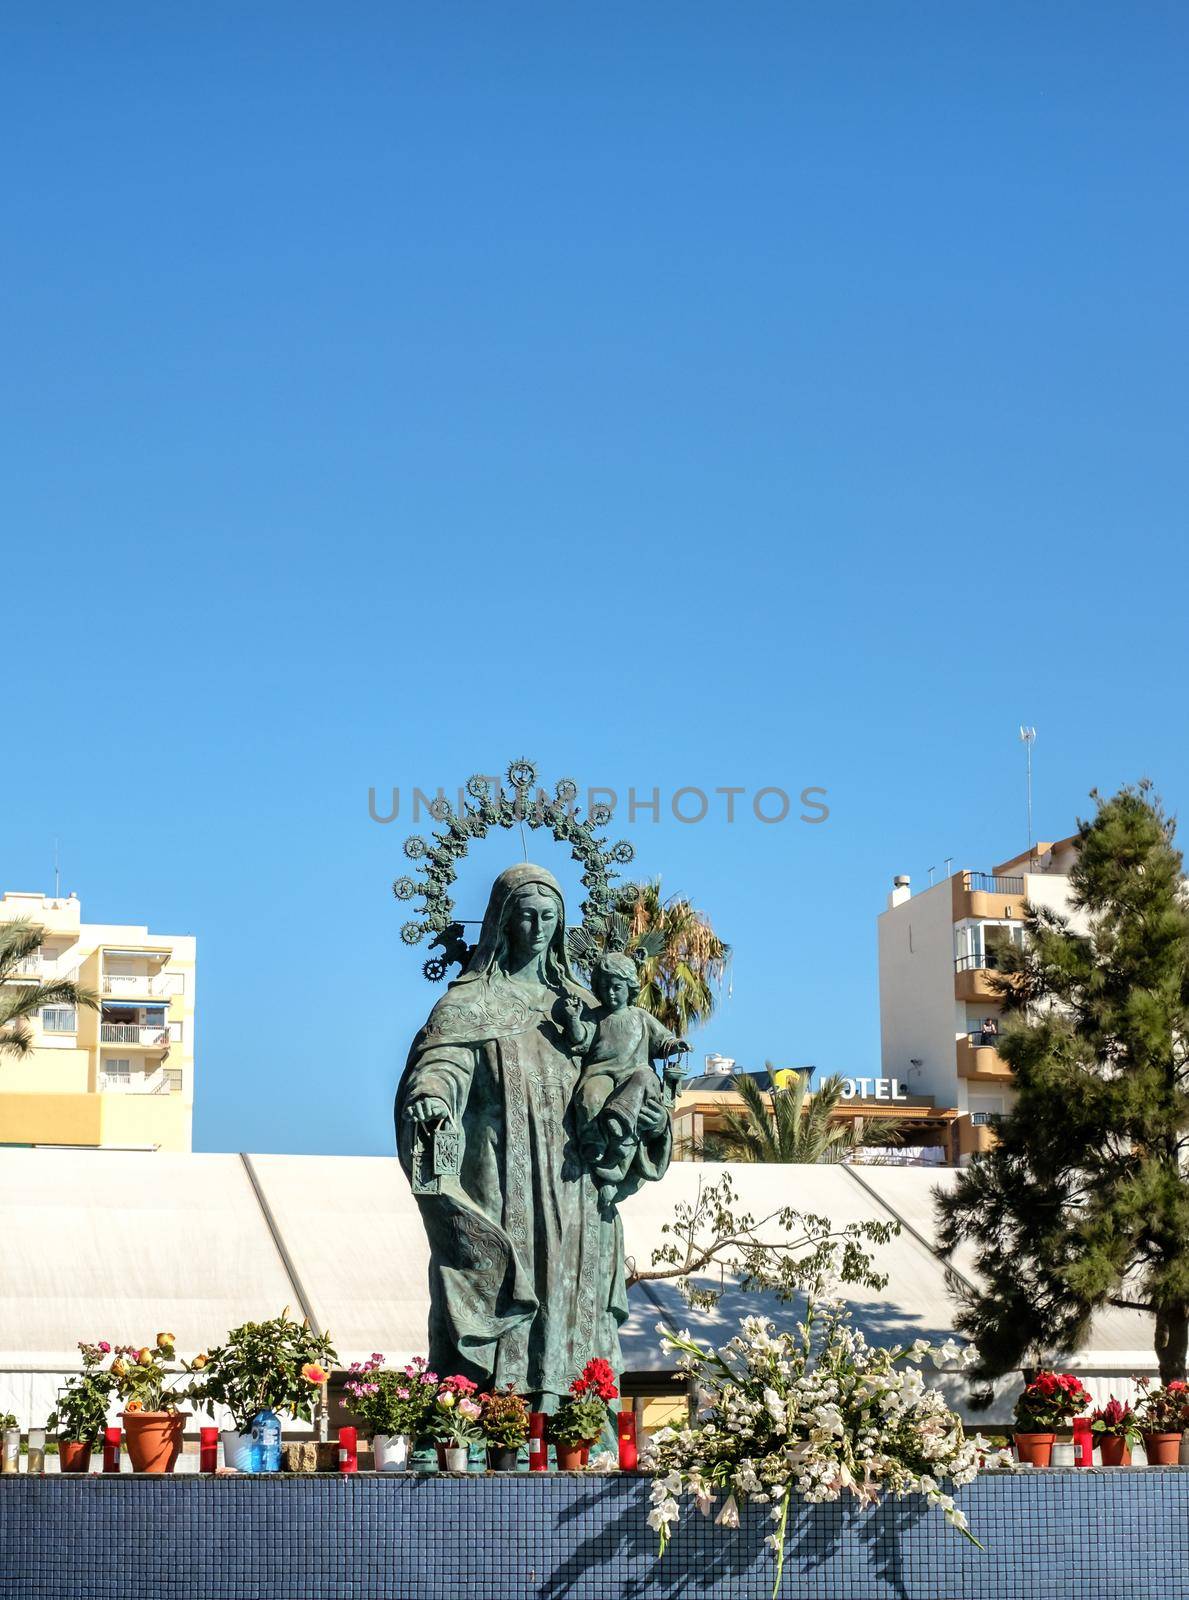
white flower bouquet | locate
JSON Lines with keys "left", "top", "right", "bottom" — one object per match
{"left": 642, "top": 1301, "right": 1009, "bottom": 1595}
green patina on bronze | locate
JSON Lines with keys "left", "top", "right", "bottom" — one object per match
{"left": 395, "top": 862, "right": 673, "bottom": 1410}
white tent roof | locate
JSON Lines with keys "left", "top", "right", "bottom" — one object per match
{"left": 0, "top": 1148, "right": 1155, "bottom": 1388}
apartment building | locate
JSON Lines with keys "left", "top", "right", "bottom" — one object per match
{"left": 877, "top": 836, "right": 1081, "bottom": 1159}
{"left": 0, "top": 891, "right": 195, "bottom": 1151}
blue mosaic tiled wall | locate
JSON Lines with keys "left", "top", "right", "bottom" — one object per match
{"left": 0, "top": 1470, "right": 1183, "bottom": 1599}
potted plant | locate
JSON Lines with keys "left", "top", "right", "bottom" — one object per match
{"left": 1134, "top": 1378, "right": 1189, "bottom": 1465}
{"left": 1013, "top": 1370, "right": 1090, "bottom": 1467}
{"left": 343, "top": 1355, "right": 437, "bottom": 1472}
{"left": 480, "top": 1385, "right": 529, "bottom": 1471}
{"left": 430, "top": 1375, "right": 482, "bottom": 1471}
{"left": 1090, "top": 1396, "right": 1139, "bottom": 1465}
{"left": 189, "top": 1311, "right": 336, "bottom": 1473}
{"left": 110, "top": 1334, "right": 189, "bottom": 1473}
{"left": 47, "top": 1342, "right": 115, "bottom": 1473}
{"left": 549, "top": 1359, "right": 619, "bottom": 1470}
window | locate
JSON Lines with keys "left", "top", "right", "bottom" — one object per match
{"left": 101, "top": 1059, "right": 132, "bottom": 1091}
{"left": 954, "top": 921, "right": 1026, "bottom": 970}
{"left": 41, "top": 1006, "right": 77, "bottom": 1034}
{"left": 983, "top": 923, "right": 1025, "bottom": 968}
{"left": 969, "top": 1095, "right": 1005, "bottom": 1125}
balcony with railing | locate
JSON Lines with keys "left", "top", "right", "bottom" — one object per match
{"left": 101, "top": 973, "right": 176, "bottom": 998}
{"left": 962, "top": 871, "right": 1024, "bottom": 896}
{"left": 951, "top": 869, "right": 1026, "bottom": 924}
{"left": 100, "top": 1022, "right": 176, "bottom": 1050}
{"left": 99, "top": 1065, "right": 184, "bottom": 1095}
{"left": 956, "top": 1029, "right": 1014, "bottom": 1082}
{"left": 953, "top": 951, "right": 1006, "bottom": 1002}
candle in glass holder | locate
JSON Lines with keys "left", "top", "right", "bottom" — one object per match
{"left": 338, "top": 1427, "right": 357, "bottom": 1473}
{"left": 199, "top": 1427, "right": 219, "bottom": 1473}
{"left": 26, "top": 1428, "right": 46, "bottom": 1475}
{"left": 1, "top": 1427, "right": 19, "bottom": 1474}
{"left": 102, "top": 1427, "right": 121, "bottom": 1473}
{"left": 528, "top": 1412, "right": 547, "bottom": 1472}
{"left": 616, "top": 1410, "right": 638, "bottom": 1471}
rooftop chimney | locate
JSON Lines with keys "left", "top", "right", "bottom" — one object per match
{"left": 889, "top": 874, "right": 912, "bottom": 910}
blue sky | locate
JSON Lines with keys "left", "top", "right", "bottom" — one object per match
{"left": 3, "top": 3, "right": 1187, "bottom": 1153}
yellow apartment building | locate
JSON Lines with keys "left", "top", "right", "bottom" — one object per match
{"left": 0, "top": 891, "right": 195, "bottom": 1151}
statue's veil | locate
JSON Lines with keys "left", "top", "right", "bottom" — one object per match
{"left": 457, "top": 861, "right": 583, "bottom": 995}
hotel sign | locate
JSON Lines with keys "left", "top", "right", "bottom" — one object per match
{"left": 840, "top": 1077, "right": 909, "bottom": 1102}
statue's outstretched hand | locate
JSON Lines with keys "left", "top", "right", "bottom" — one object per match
{"left": 406, "top": 1095, "right": 450, "bottom": 1125}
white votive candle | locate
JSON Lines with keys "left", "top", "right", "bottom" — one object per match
{"left": 1050, "top": 1441, "right": 1076, "bottom": 1467}
{"left": 26, "top": 1428, "right": 46, "bottom": 1474}
{"left": 1, "top": 1427, "right": 19, "bottom": 1474}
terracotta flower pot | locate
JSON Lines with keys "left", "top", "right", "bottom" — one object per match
{"left": 58, "top": 1440, "right": 93, "bottom": 1474}
{"left": 1013, "top": 1431, "right": 1055, "bottom": 1467}
{"left": 1143, "top": 1432, "right": 1182, "bottom": 1466}
{"left": 554, "top": 1441, "right": 590, "bottom": 1470}
{"left": 123, "top": 1411, "right": 185, "bottom": 1474}
{"left": 1098, "top": 1434, "right": 1131, "bottom": 1466}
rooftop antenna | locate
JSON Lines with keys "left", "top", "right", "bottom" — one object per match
{"left": 927, "top": 864, "right": 936, "bottom": 887}
{"left": 1019, "top": 726, "right": 1037, "bottom": 863}
{"left": 943, "top": 856, "right": 953, "bottom": 879}
{"left": 53, "top": 837, "right": 60, "bottom": 899}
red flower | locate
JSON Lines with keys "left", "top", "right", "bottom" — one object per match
{"left": 570, "top": 1358, "right": 619, "bottom": 1402}
{"left": 441, "top": 1373, "right": 478, "bottom": 1396}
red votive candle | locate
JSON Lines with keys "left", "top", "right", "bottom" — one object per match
{"left": 338, "top": 1427, "right": 358, "bottom": 1473}
{"left": 102, "top": 1427, "right": 121, "bottom": 1474}
{"left": 617, "top": 1409, "right": 638, "bottom": 1471}
{"left": 1072, "top": 1416, "right": 1093, "bottom": 1467}
{"left": 199, "top": 1427, "right": 219, "bottom": 1473}
{"left": 528, "top": 1412, "right": 547, "bottom": 1472}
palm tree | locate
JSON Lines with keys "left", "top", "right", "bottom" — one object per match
{"left": 568, "top": 879, "right": 730, "bottom": 1036}
{"left": 0, "top": 920, "right": 99, "bottom": 1060}
{"left": 703, "top": 1069, "right": 906, "bottom": 1164}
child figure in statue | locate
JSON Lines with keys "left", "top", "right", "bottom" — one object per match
{"left": 564, "top": 952, "right": 689, "bottom": 1203}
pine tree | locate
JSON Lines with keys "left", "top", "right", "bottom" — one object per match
{"left": 937, "top": 783, "right": 1189, "bottom": 1383}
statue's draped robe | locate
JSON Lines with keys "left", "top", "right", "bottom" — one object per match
{"left": 396, "top": 870, "right": 671, "bottom": 1405}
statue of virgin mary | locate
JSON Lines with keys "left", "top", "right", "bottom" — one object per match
{"left": 395, "top": 863, "right": 672, "bottom": 1409}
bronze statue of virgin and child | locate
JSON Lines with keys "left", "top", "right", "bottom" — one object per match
{"left": 395, "top": 863, "right": 687, "bottom": 1412}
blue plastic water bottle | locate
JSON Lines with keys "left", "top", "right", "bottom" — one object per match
{"left": 251, "top": 1409, "right": 281, "bottom": 1473}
